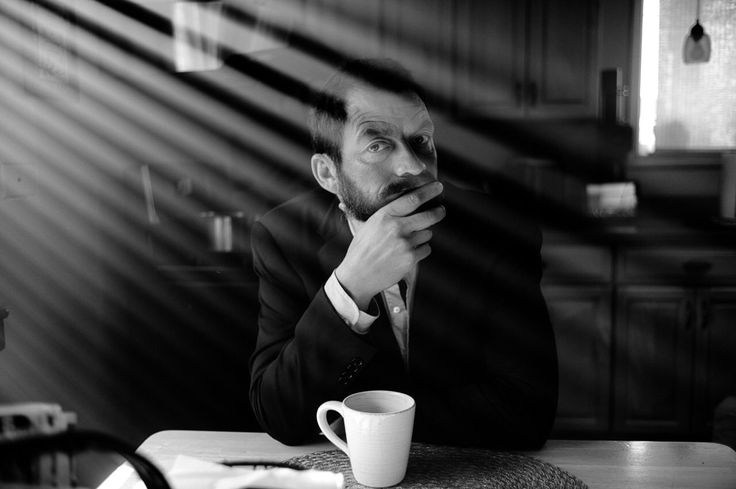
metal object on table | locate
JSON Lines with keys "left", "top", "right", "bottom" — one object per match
{"left": 200, "top": 211, "right": 250, "bottom": 253}
{"left": 0, "top": 308, "right": 7, "bottom": 351}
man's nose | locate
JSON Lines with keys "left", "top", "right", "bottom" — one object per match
{"left": 394, "top": 142, "right": 427, "bottom": 176}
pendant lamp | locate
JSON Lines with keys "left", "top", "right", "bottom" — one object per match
{"left": 683, "top": 0, "right": 711, "bottom": 63}
{"left": 173, "top": 1, "right": 223, "bottom": 72}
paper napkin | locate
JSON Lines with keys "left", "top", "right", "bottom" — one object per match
{"left": 168, "top": 454, "right": 344, "bottom": 489}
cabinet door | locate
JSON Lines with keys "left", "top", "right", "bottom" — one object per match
{"left": 544, "top": 286, "right": 612, "bottom": 434}
{"left": 614, "top": 287, "right": 695, "bottom": 436}
{"left": 693, "top": 288, "right": 736, "bottom": 438}
{"left": 381, "top": 0, "right": 454, "bottom": 108}
{"left": 454, "top": 0, "right": 526, "bottom": 117}
{"left": 302, "top": 0, "right": 383, "bottom": 59}
{"left": 454, "top": 0, "right": 599, "bottom": 119}
{"left": 527, "top": 0, "right": 598, "bottom": 118}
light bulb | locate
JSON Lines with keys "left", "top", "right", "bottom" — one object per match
{"left": 683, "top": 20, "right": 711, "bottom": 64}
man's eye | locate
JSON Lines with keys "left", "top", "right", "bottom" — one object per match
{"left": 413, "top": 135, "right": 434, "bottom": 150}
{"left": 367, "top": 141, "right": 390, "bottom": 152}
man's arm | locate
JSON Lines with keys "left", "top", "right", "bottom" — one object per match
{"left": 248, "top": 220, "right": 376, "bottom": 445}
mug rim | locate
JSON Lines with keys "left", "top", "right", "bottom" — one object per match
{"left": 343, "top": 390, "right": 415, "bottom": 416}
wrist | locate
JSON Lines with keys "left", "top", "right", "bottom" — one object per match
{"left": 334, "top": 266, "right": 373, "bottom": 310}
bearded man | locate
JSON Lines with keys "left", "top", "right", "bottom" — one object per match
{"left": 248, "top": 58, "right": 558, "bottom": 449}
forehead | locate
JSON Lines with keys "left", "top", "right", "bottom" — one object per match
{"left": 344, "top": 85, "right": 432, "bottom": 135}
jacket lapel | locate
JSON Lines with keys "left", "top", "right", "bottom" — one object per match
{"left": 315, "top": 198, "right": 404, "bottom": 368}
{"left": 316, "top": 198, "right": 352, "bottom": 278}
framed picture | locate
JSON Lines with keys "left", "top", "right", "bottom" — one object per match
{"left": 23, "top": 0, "right": 79, "bottom": 100}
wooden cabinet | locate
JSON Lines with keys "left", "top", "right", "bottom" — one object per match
{"left": 454, "top": 0, "right": 525, "bottom": 117}
{"left": 543, "top": 239, "right": 736, "bottom": 441}
{"left": 614, "top": 286, "right": 695, "bottom": 435}
{"left": 301, "top": 0, "right": 383, "bottom": 60}
{"left": 299, "top": 0, "right": 633, "bottom": 121}
{"left": 381, "top": 0, "right": 455, "bottom": 106}
{"left": 614, "top": 247, "right": 736, "bottom": 439}
{"left": 455, "top": 0, "right": 609, "bottom": 119}
{"left": 694, "top": 288, "right": 736, "bottom": 439}
{"left": 542, "top": 244, "right": 613, "bottom": 435}
{"left": 545, "top": 285, "right": 612, "bottom": 434}
{"left": 527, "top": 0, "right": 599, "bottom": 118}
{"left": 618, "top": 248, "right": 736, "bottom": 284}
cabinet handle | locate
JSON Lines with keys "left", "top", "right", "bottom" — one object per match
{"left": 699, "top": 298, "right": 711, "bottom": 330}
{"left": 0, "top": 308, "right": 7, "bottom": 352}
{"left": 682, "top": 299, "right": 695, "bottom": 331}
{"left": 514, "top": 82, "right": 524, "bottom": 107}
{"left": 682, "top": 260, "right": 712, "bottom": 276}
{"left": 528, "top": 82, "right": 538, "bottom": 107}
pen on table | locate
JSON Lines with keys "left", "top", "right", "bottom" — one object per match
{"left": 219, "top": 459, "right": 305, "bottom": 470}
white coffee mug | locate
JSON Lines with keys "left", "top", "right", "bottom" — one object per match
{"left": 316, "top": 390, "right": 415, "bottom": 488}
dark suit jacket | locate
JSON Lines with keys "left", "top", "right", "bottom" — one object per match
{"left": 249, "top": 182, "right": 558, "bottom": 448}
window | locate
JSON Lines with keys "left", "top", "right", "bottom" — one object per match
{"left": 638, "top": 0, "right": 736, "bottom": 154}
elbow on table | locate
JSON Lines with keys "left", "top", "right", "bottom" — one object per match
{"left": 517, "top": 397, "right": 557, "bottom": 450}
{"left": 258, "top": 411, "right": 324, "bottom": 446}
{"left": 494, "top": 387, "right": 557, "bottom": 451}
{"left": 250, "top": 387, "right": 318, "bottom": 446}
{"left": 516, "top": 425, "right": 553, "bottom": 451}
{"left": 267, "top": 427, "right": 318, "bottom": 447}
{"left": 251, "top": 406, "right": 315, "bottom": 446}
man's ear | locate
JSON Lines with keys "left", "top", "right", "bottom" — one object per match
{"left": 311, "top": 153, "right": 339, "bottom": 195}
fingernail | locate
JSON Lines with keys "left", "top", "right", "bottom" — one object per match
{"left": 437, "top": 182, "right": 443, "bottom": 191}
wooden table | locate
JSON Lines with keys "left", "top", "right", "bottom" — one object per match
{"left": 137, "top": 431, "right": 736, "bottom": 489}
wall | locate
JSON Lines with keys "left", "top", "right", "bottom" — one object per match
{"left": 0, "top": 0, "right": 317, "bottom": 445}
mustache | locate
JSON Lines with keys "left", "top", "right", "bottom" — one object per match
{"left": 382, "top": 178, "right": 437, "bottom": 199}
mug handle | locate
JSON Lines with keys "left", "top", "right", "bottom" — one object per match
{"left": 316, "top": 400, "right": 348, "bottom": 455}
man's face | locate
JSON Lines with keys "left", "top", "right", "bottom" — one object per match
{"left": 335, "top": 85, "right": 438, "bottom": 221}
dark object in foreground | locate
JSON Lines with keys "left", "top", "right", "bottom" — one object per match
{"left": 0, "top": 430, "right": 171, "bottom": 489}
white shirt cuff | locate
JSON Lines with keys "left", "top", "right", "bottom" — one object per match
{"left": 324, "top": 272, "right": 378, "bottom": 334}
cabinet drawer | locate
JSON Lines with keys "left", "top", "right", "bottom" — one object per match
{"left": 618, "top": 248, "right": 736, "bottom": 283}
{"left": 541, "top": 245, "right": 612, "bottom": 283}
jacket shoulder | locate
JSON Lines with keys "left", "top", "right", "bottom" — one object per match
{"left": 255, "top": 188, "right": 335, "bottom": 242}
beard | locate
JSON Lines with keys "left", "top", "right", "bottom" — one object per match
{"left": 336, "top": 170, "right": 435, "bottom": 222}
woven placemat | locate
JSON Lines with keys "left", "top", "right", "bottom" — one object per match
{"left": 286, "top": 443, "right": 588, "bottom": 489}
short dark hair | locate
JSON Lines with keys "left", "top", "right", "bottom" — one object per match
{"left": 307, "top": 58, "right": 424, "bottom": 166}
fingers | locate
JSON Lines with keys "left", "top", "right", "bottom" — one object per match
{"left": 409, "top": 229, "right": 433, "bottom": 248}
{"left": 405, "top": 205, "right": 446, "bottom": 233}
{"left": 384, "top": 181, "right": 444, "bottom": 217}
{"left": 414, "top": 243, "right": 432, "bottom": 262}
